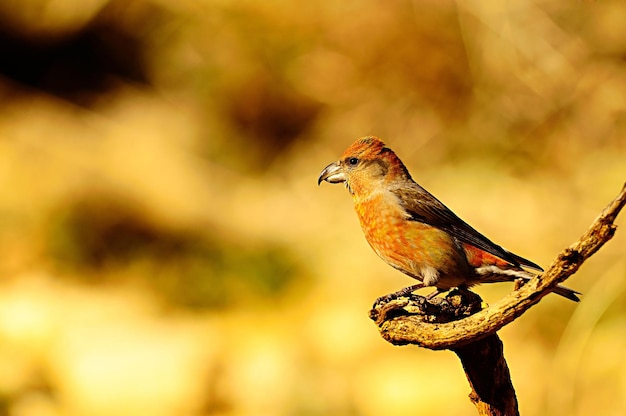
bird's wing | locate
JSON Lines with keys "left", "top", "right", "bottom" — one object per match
{"left": 392, "top": 185, "right": 543, "bottom": 271}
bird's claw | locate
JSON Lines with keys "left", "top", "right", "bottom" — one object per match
{"left": 372, "top": 283, "right": 425, "bottom": 309}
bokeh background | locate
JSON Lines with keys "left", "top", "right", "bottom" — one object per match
{"left": 0, "top": 0, "right": 625, "bottom": 415}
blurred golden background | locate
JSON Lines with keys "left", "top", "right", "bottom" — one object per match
{"left": 0, "top": 0, "right": 625, "bottom": 415}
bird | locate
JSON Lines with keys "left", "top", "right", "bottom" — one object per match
{"left": 318, "top": 136, "right": 580, "bottom": 302}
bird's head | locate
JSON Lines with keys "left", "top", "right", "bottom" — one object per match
{"left": 318, "top": 136, "right": 411, "bottom": 196}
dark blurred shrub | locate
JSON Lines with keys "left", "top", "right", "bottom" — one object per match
{"left": 47, "top": 196, "right": 304, "bottom": 309}
{"left": 0, "top": 1, "right": 163, "bottom": 106}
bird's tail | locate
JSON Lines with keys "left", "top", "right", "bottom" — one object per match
{"left": 475, "top": 265, "right": 580, "bottom": 302}
{"left": 548, "top": 284, "right": 582, "bottom": 302}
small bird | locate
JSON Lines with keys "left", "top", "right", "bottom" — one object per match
{"left": 318, "top": 136, "right": 579, "bottom": 302}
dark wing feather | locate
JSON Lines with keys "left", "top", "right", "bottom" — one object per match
{"left": 392, "top": 185, "right": 543, "bottom": 271}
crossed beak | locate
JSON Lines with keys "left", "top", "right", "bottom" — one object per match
{"left": 318, "top": 161, "right": 347, "bottom": 185}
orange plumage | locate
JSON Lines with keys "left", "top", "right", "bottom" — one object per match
{"left": 318, "top": 136, "right": 579, "bottom": 301}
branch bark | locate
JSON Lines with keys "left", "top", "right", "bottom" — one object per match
{"left": 369, "top": 183, "right": 626, "bottom": 415}
{"left": 455, "top": 333, "right": 518, "bottom": 416}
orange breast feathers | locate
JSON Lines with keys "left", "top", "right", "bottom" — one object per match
{"left": 353, "top": 193, "right": 468, "bottom": 281}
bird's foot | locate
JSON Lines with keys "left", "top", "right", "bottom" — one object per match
{"left": 373, "top": 283, "right": 424, "bottom": 308}
{"left": 369, "top": 287, "right": 484, "bottom": 326}
{"left": 425, "top": 288, "right": 446, "bottom": 300}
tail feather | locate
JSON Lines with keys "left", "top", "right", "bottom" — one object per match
{"left": 549, "top": 284, "right": 581, "bottom": 302}
{"left": 507, "top": 251, "right": 544, "bottom": 272}
{"left": 475, "top": 266, "right": 580, "bottom": 302}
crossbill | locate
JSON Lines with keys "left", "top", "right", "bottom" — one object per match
{"left": 318, "top": 136, "right": 579, "bottom": 302}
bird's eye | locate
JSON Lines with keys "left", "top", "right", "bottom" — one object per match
{"left": 348, "top": 157, "right": 359, "bottom": 166}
